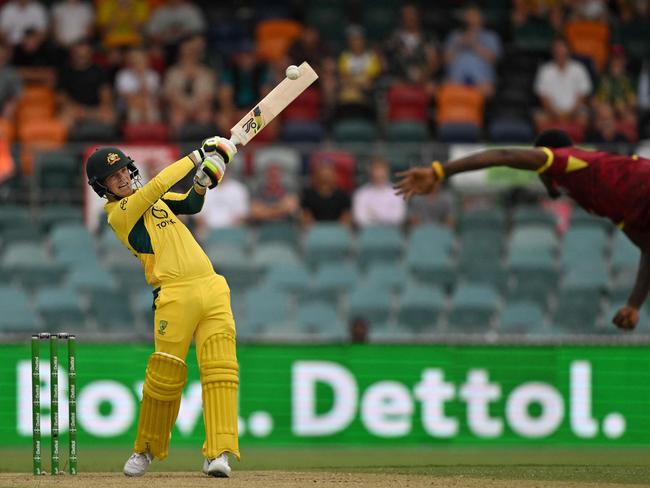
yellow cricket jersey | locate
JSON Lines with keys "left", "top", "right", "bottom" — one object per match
{"left": 104, "top": 156, "right": 213, "bottom": 288}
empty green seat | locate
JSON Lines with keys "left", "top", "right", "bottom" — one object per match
{"left": 211, "top": 246, "right": 260, "bottom": 292}
{"left": 134, "top": 287, "right": 155, "bottom": 326}
{"left": 406, "top": 252, "right": 455, "bottom": 290}
{"left": 265, "top": 263, "right": 311, "bottom": 295}
{"left": 54, "top": 245, "right": 101, "bottom": 268}
{"left": 562, "top": 227, "right": 609, "bottom": 267}
{"left": 611, "top": 232, "right": 639, "bottom": 277}
{"left": 570, "top": 208, "right": 612, "bottom": 231}
{"left": 304, "top": 224, "right": 353, "bottom": 268}
{"left": 507, "top": 250, "right": 557, "bottom": 307}
{"left": 369, "top": 326, "right": 418, "bottom": 342}
{"left": 397, "top": 284, "right": 444, "bottom": 331}
{"left": 34, "top": 152, "right": 81, "bottom": 194}
{"left": 50, "top": 223, "right": 94, "bottom": 258}
{"left": 510, "top": 225, "right": 557, "bottom": 254}
{"left": 35, "top": 286, "right": 85, "bottom": 332}
{"left": 108, "top": 260, "right": 146, "bottom": 291}
{"left": 255, "top": 222, "right": 300, "bottom": 247}
{"left": 448, "top": 283, "right": 499, "bottom": 333}
{"left": 67, "top": 265, "right": 117, "bottom": 293}
{"left": 0, "top": 286, "right": 39, "bottom": 331}
{"left": 386, "top": 121, "right": 429, "bottom": 143}
{"left": 498, "top": 301, "right": 545, "bottom": 335}
{"left": 2, "top": 242, "right": 64, "bottom": 288}
{"left": 89, "top": 288, "right": 135, "bottom": 330}
{"left": 0, "top": 205, "right": 32, "bottom": 234}
{"left": 563, "top": 264, "right": 609, "bottom": 293}
{"left": 38, "top": 205, "right": 83, "bottom": 233}
{"left": 553, "top": 294, "right": 600, "bottom": 334}
{"left": 205, "top": 227, "right": 251, "bottom": 249}
{"left": 348, "top": 286, "right": 393, "bottom": 328}
{"left": 296, "top": 301, "right": 344, "bottom": 339}
{"left": 386, "top": 145, "right": 421, "bottom": 173}
{"left": 243, "top": 287, "right": 292, "bottom": 333}
{"left": 365, "top": 262, "right": 407, "bottom": 291}
{"left": 460, "top": 208, "right": 505, "bottom": 232}
{"left": 313, "top": 262, "right": 358, "bottom": 302}
{"left": 409, "top": 224, "right": 454, "bottom": 255}
{"left": 512, "top": 207, "right": 556, "bottom": 228}
{"left": 358, "top": 226, "right": 403, "bottom": 268}
{"left": 332, "top": 119, "right": 378, "bottom": 143}
{"left": 252, "top": 243, "right": 300, "bottom": 269}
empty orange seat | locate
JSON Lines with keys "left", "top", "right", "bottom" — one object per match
{"left": 18, "top": 85, "right": 56, "bottom": 109}
{"left": 436, "top": 84, "right": 484, "bottom": 126}
{"left": 0, "top": 118, "right": 14, "bottom": 142}
{"left": 256, "top": 19, "right": 302, "bottom": 62}
{"left": 19, "top": 119, "right": 67, "bottom": 144}
{"left": 17, "top": 103, "right": 55, "bottom": 123}
{"left": 565, "top": 20, "right": 609, "bottom": 71}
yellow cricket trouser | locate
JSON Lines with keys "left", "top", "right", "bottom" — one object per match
{"left": 144, "top": 272, "right": 240, "bottom": 460}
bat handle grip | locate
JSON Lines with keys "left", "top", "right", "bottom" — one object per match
{"left": 229, "top": 133, "right": 241, "bottom": 147}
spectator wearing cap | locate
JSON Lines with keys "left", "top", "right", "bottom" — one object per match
{"left": 51, "top": 0, "right": 94, "bottom": 49}
{"left": 0, "top": 42, "right": 22, "bottom": 118}
{"left": 353, "top": 158, "right": 406, "bottom": 228}
{"left": 217, "top": 41, "right": 270, "bottom": 133}
{"left": 300, "top": 162, "right": 351, "bottom": 228}
{"left": 162, "top": 34, "right": 215, "bottom": 131}
{"left": 337, "top": 25, "right": 381, "bottom": 119}
{"left": 534, "top": 37, "right": 592, "bottom": 131}
{"left": 115, "top": 47, "right": 161, "bottom": 122}
{"left": 594, "top": 45, "right": 637, "bottom": 131}
{"left": 0, "top": 0, "right": 48, "bottom": 46}
{"left": 250, "top": 164, "right": 299, "bottom": 224}
{"left": 57, "top": 39, "right": 115, "bottom": 128}
{"left": 147, "top": 0, "right": 206, "bottom": 64}
{"left": 444, "top": 4, "right": 501, "bottom": 97}
{"left": 384, "top": 4, "right": 439, "bottom": 87}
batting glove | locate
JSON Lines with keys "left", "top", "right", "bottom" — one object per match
{"left": 201, "top": 136, "right": 237, "bottom": 165}
{"left": 194, "top": 154, "right": 227, "bottom": 190}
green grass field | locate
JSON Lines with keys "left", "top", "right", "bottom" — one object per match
{"left": 2, "top": 447, "right": 650, "bottom": 486}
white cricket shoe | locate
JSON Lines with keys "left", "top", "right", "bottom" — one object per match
{"left": 123, "top": 451, "right": 153, "bottom": 477}
{"left": 202, "top": 453, "right": 231, "bottom": 477}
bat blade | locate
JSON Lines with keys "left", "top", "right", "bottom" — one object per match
{"left": 230, "top": 62, "right": 318, "bottom": 146}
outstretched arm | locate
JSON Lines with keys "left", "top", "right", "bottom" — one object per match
{"left": 394, "top": 148, "right": 549, "bottom": 199}
{"left": 613, "top": 229, "right": 650, "bottom": 330}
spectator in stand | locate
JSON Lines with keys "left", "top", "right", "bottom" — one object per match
{"left": 147, "top": 0, "right": 206, "bottom": 64}
{"left": 194, "top": 173, "right": 250, "bottom": 238}
{"left": 0, "top": 42, "right": 22, "bottom": 118}
{"left": 11, "top": 27, "right": 56, "bottom": 84}
{"left": 0, "top": 0, "right": 47, "bottom": 46}
{"left": 57, "top": 39, "right": 115, "bottom": 128}
{"left": 97, "top": 0, "right": 149, "bottom": 49}
{"left": 250, "top": 164, "right": 299, "bottom": 224}
{"left": 353, "top": 158, "right": 406, "bottom": 228}
{"left": 300, "top": 162, "right": 351, "bottom": 228}
{"left": 594, "top": 46, "right": 637, "bottom": 129}
{"left": 444, "top": 5, "right": 501, "bottom": 97}
{"left": 534, "top": 37, "right": 592, "bottom": 131}
{"left": 588, "top": 103, "right": 629, "bottom": 143}
{"left": 407, "top": 185, "right": 455, "bottom": 227}
{"left": 162, "top": 34, "right": 215, "bottom": 132}
{"left": 217, "top": 41, "right": 270, "bottom": 133}
{"left": 287, "top": 24, "right": 330, "bottom": 72}
{"left": 51, "top": 0, "right": 94, "bottom": 49}
{"left": 384, "top": 4, "right": 439, "bottom": 88}
{"left": 512, "top": 0, "right": 563, "bottom": 30}
{"left": 337, "top": 25, "right": 381, "bottom": 119}
{"left": 115, "top": 47, "right": 161, "bottom": 122}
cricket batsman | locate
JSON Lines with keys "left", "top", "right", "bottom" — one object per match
{"left": 394, "top": 129, "right": 650, "bottom": 331}
{"left": 85, "top": 137, "right": 239, "bottom": 477}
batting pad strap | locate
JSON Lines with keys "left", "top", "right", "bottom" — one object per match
{"left": 200, "top": 360, "right": 240, "bottom": 384}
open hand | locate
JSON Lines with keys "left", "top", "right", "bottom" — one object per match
{"left": 394, "top": 167, "right": 439, "bottom": 200}
{"left": 613, "top": 305, "right": 638, "bottom": 330}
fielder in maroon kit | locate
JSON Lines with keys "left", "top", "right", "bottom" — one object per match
{"left": 395, "top": 129, "right": 650, "bottom": 331}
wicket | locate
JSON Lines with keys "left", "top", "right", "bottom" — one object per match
{"left": 31, "top": 332, "right": 77, "bottom": 475}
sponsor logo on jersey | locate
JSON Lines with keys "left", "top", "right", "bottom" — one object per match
{"left": 120, "top": 198, "right": 128, "bottom": 210}
{"left": 152, "top": 206, "right": 169, "bottom": 219}
{"left": 158, "top": 320, "right": 168, "bottom": 335}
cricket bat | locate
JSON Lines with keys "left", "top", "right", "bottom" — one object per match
{"left": 229, "top": 61, "right": 318, "bottom": 147}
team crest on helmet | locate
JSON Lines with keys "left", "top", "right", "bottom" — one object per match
{"left": 107, "top": 152, "right": 121, "bottom": 165}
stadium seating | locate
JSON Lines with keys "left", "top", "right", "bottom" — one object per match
{"left": 357, "top": 226, "right": 403, "bottom": 268}
{"left": 296, "top": 301, "right": 344, "bottom": 339}
{"left": 448, "top": 283, "right": 500, "bottom": 333}
{"left": 2, "top": 242, "right": 64, "bottom": 289}
{"left": 0, "top": 286, "right": 39, "bottom": 332}
{"left": 397, "top": 283, "right": 444, "bottom": 331}
{"left": 304, "top": 224, "right": 353, "bottom": 268}
{"left": 255, "top": 19, "right": 302, "bottom": 62}
{"left": 332, "top": 119, "right": 378, "bottom": 143}
{"left": 264, "top": 262, "right": 311, "bottom": 295}
{"left": 498, "top": 301, "right": 546, "bottom": 335}
{"left": 242, "top": 286, "right": 292, "bottom": 334}
{"left": 35, "top": 286, "right": 85, "bottom": 332}
{"left": 364, "top": 262, "right": 408, "bottom": 292}
{"left": 387, "top": 84, "right": 429, "bottom": 122}
{"left": 348, "top": 285, "right": 393, "bottom": 329}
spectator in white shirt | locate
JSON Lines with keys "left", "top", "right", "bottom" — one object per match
{"left": 534, "top": 37, "right": 592, "bottom": 130}
{"left": 353, "top": 158, "right": 406, "bottom": 227}
{"left": 194, "top": 173, "right": 250, "bottom": 238}
{"left": 115, "top": 47, "right": 161, "bottom": 122}
{"left": 0, "top": 0, "right": 48, "bottom": 46}
{"left": 51, "top": 0, "right": 93, "bottom": 48}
